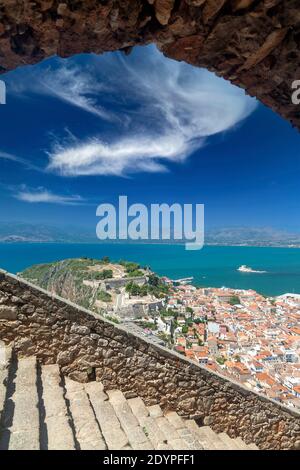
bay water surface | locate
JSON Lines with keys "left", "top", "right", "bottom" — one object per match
{"left": 1, "top": 243, "right": 300, "bottom": 297}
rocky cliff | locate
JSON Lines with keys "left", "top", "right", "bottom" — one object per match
{"left": 20, "top": 258, "right": 110, "bottom": 311}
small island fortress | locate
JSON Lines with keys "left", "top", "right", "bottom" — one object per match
{"left": 0, "top": 264, "right": 299, "bottom": 450}
{"left": 237, "top": 265, "right": 267, "bottom": 274}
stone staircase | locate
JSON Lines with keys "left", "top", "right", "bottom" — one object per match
{"left": 0, "top": 347, "right": 258, "bottom": 450}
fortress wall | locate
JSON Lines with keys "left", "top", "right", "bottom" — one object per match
{"left": 0, "top": 269, "right": 299, "bottom": 450}
{"left": 104, "top": 276, "right": 146, "bottom": 289}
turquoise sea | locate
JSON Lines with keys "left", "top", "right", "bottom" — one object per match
{"left": 1, "top": 243, "right": 300, "bottom": 297}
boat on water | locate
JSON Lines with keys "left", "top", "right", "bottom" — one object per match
{"left": 237, "top": 265, "right": 267, "bottom": 274}
{"left": 171, "top": 276, "right": 194, "bottom": 285}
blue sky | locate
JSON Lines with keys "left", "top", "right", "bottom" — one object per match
{"left": 0, "top": 45, "right": 300, "bottom": 233}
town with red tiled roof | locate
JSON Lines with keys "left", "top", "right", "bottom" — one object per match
{"left": 136, "top": 280, "right": 300, "bottom": 409}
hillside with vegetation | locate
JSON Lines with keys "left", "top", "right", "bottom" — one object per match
{"left": 20, "top": 257, "right": 169, "bottom": 316}
{"left": 20, "top": 258, "right": 111, "bottom": 310}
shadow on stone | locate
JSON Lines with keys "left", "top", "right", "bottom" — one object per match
{"left": 36, "top": 362, "right": 48, "bottom": 450}
{"left": 0, "top": 353, "right": 17, "bottom": 449}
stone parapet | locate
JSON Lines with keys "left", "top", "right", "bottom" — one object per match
{"left": 0, "top": 269, "right": 299, "bottom": 450}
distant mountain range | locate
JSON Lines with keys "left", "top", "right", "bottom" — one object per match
{"left": 205, "top": 226, "right": 300, "bottom": 248}
{"left": 0, "top": 222, "right": 94, "bottom": 243}
{"left": 0, "top": 222, "right": 300, "bottom": 247}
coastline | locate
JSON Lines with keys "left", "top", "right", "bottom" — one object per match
{"left": 1, "top": 241, "right": 300, "bottom": 249}
{"left": 0, "top": 243, "right": 300, "bottom": 297}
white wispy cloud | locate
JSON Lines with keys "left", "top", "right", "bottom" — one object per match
{"left": 15, "top": 186, "right": 85, "bottom": 205}
{"left": 0, "top": 151, "right": 42, "bottom": 172}
{"left": 47, "top": 47, "right": 257, "bottom": 176}
{"left": 47, "top": 134, "right": 191, "bottom": 176}
{"left": 10, "top": 45, "right": 257, "bottom": 177}
{"left": 41, "top": 66, "right": 116, "bottom": 122}
{"left": 0, "top": 151, "right": 19, "bottom": 162}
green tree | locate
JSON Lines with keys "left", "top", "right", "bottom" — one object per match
{"left": 97, "top": 290, "right": 112, "bottom": 302}
{"left": 94, "top": 269, "right": 113, "bottom": 280}
{"left": 148, "top": 274, "right": 160, "bottom": 286}
{"left": 228, "top": 295, "right": 240, "bottom": 306}
{"left": 216, "top": 356, "right": 226, "bottom": 365}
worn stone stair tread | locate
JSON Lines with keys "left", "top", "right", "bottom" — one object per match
{"left": 235, "top": 436, "right": 253, "bottom": 450}
{"left": 200, "top": 426, "right": 231, "bottom": 450}
{"left": 65, "top": 378, "right": 106, "bottom": 450}
{"left": 0, "top": 345, "right": 11, "bottom": 422}
{"left": 0, "top": 343, "right": 12, "bottom": 370}
{"left": 41, "top": 364, "right": 75, "bottom": 450}
{"left": 143, "top": 416, "right": 173, "bottom": 450}
{"left": 185, "top": 420, "right": 217, "bottom": 450}
{"left": 147, "top": 404, "right": 163, "bottom": 418}
{"left": 8, "top": 357, "right": 39, "bottom": 450}
{"left": 85, "top": 382, "right": 130, "bottom": 450}
{"left": 0, "top": 349, "right": 261, "bottom": 451}
{"left": 188, "top": 422, "right": 255, "bottom": 450}
{"left": 165, "top": 411, "right": 184, "bottom": 430}
{"left": 178, "top": 427, "right": 204, "bottom": 450}
{"left": 247, "top": 443, "right": 259, "bottom": 450}
{"left": 154, "top": 415, "right": 187, "bottom": 450}
{"left": 107, "top": 389, "right": 153, "bottom": 450}
{"left": 147, "top": 403, "right": 186, "bottom": 449}
{"left": 128, "top": 397, "right": 172, "bottom": 450}
{"left": 127, "top": 397, "right": 149, "bottom": 420}
{"left": 164, "top": 412, "right": 203, "bottom": 450}
{"left": 0, "top": 369, "right": 7, "bottom": 419}
{"left": 218, "top": 432, "right": 241, "bottom": 450}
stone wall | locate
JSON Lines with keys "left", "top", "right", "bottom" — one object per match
{"left": 0, "top": 1, "right": 300, "bottom": 130}
{"left": 104, "top": 275, "right": 146, "bottom": 289}
{"left": 0, "top": 269, "right": 299, "bottom": 450}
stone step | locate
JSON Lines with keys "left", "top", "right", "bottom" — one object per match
{"left": 218, "top": 432, "right": 241, "bottom": 450}
{"left": 148, "top": 404, "right": 204, "bottom": 450}
{"left": 0, "top": 370, "right": 7, "bottom": 422}
{"left": 155, "top": 416, "right": 188, "bottom": 450}
{"left": 164, "top": 411, "right": 203, "bottom": 450}
{"left": 7, "top": 357, "right": 39, "bottom": 450}
{"left": 148, "top": 404, "right": 164, "bottom": 418}
{"left": 85, "top": 382, "right": 130, "bottom": 450}
{"left": 0, "top": 344, "right": 12, "bottom": 423}
{"left": 186, "top": 420, "right": 258, "bottom": 450}
{"left": 128, "top": 397, "right": 172, "bottom": 450}
{"left": 0, "top": 343, "right": 12, "bottom": 370}
{"left": 204, "top": 426, "right": 235, "bottom": 450}
{"left": 107, "top": 389, "right": 153, "bottom": 450}
{"left": 148, "top": 403, "right": 187, "bottom": 450}
{"left": 247, "top": 442, "right": 259, "bottom": 450}
{"left": 65, "top": 378, "right": 106, "bottom": 450}
{"left": 165, "top": 411, "right": 185, "bottom": 430}
{"left": 195, "top": 425, "right": 231, "bottom": 450}
{"left": 0, "top": 351, "right": 260, "bottom": 451}
{"left": 41, "top": 364, "right": 75, "bottom": 450}
{"left": 235, "top": 436, "right": 254, "bottom": 450}
{"left": 185, "top": 420, "right": 218, "bottom": 450}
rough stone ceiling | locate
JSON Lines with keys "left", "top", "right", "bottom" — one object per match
{"left": 0, "top": 0, "right": 299, "bottom": 129}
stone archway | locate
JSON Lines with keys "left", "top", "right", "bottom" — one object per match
{"left": 0, "top": 0, "right": 299, "bottom": 129}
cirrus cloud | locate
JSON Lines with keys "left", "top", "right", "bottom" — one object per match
{"left": 10, "top": 45, "right": 257, "bottom": 177}
{"left": 46, "top": 46, "right": 257, "bottom": 177}
{"left": 15, "top": 186, "right": 85, "bottom": 205}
